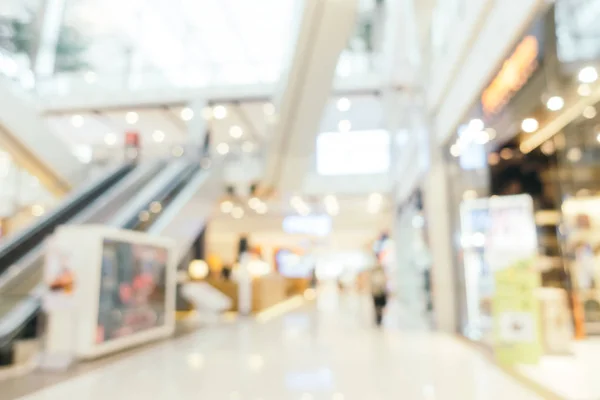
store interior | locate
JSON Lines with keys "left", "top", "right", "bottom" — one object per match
{"left": 444, "top": 5, "right": 600, "bottom": 399}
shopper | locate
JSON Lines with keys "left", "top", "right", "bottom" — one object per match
{"left": 370, "top": 265, "right": 388, "bottom": 326}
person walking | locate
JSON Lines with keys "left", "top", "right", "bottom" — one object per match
{"left": 370, "top": 265, "right": 388, "bottom": 326}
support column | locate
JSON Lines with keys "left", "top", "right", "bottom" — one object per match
{"left": 32, "top": 0, "right": 66, "bottom": 78}
{"left": 423, "top": 133, "right": 458, "bottom": 333}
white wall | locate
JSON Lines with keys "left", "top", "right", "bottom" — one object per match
{"left": 427, "top": 0, "right": 494, "bottom": 111}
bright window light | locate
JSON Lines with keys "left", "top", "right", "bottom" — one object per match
{"left": 283, "top": 215, "right": 332, "bottom": 237}
{"left": 316, "top": 130, "right": 390, "bottom": 176}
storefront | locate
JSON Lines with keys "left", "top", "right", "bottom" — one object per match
{"left": 443, "top": 3, "right": 600, "bottom": 398}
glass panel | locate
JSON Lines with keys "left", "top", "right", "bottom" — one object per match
{"left": 35, "top": 0, "right": 299, "bottom": 95}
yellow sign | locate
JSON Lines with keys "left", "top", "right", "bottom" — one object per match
{"left": 481, "top": 36, "right": 539, "bottom": 116}
{"left": 493, "top": 259, "right": 542, "bottom": 365}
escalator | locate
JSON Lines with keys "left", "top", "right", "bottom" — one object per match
{"left": 0, "top": 158, "right": 219, "bottom": 364}
{"left": 0, "top": 162, "right": 161, "bottom": 360}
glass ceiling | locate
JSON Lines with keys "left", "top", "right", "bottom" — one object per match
{"left": 0, "top": 0, "right": 389, "bottom": 94}
{"left": 59, "top": 0, "right": 299, "bottom": 87}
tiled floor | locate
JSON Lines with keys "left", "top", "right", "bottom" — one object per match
{"left": 3, "top": 289, "right": 544, "bottom": 400}
{"left": 518, "top": 338, "right": 600, "bottom": 400}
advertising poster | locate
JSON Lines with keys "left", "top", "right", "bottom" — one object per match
{"left": 96, "top": 239, "right": 168, "bottom": 343}
{"left": 486, "top": 195, "right": 542, "bottom": 365}
{"left": 44, "top": 235, "right": 76, "bottom": 311}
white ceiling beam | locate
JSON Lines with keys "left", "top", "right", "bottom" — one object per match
{"left": 39, "top": 74, "right": 406, "bottom": 114}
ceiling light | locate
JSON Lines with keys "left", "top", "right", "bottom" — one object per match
{"left": 597, "top": 133, "right": 600, "bottom": 143}
{"left": 152, "top": 130, "right": 165, "bottom": 143}
{"left": 213, "top": 105, "right": 227, "bottom": 120}
{"left": 180, "top": 272, "right": 202, "bottom": 296}
{"left": 201, "top": 107, "right": 213, "bottom": 120}
{"left": 172, "top": 146, "right": 184, "bottom": 157}
{"left": 31, "top": 204, "right": 45, "bottom": 217}
{"left": 369, "top": 193, "right": 382, "bottom": 203}
{"left": 104, "top": 133, "right": 117, "bottom": 146}
{"left": 488, "top": 152, "right": 500, "bottom": 166}
{"left": 499, "top": 148, "right": 513, "bottom": 160}
{"left": 247, "top": 354, "right": 264, "bottom": 371}
{"left": 337, "top": 97, "right": 351, "bottom": 112}
{"left": 220, "top": 200, "right": 234, "bottom": 213}
{"left": 521, "top": 118, "right": 539, "bottom": 133}
{"left": 324, "top": 195, "right": 339, "bottom": 216}
{"left": 583, "top": 106, "right": 597, "bottom": 119}
{"left": 450, "top": 144, "right": 460, "bottom": 157}
{"left": 578, "top": 66, "right": 598, "bottom": 83}
{"left": 546, "top": 96, "right": 564, "bottom": 111}
{"left": 242, "top": 141, "right": 254, "bottom": 153}
{"left": 180, "top": 107, "right": 194, "bottom": 121}
{"left": 338, "top": 119, "right": 351, "bottom": 132}
{"left": 126, "top": 111, "right": 139, "bottom": 124}
{"left": 578, "top": 84, "right": 592, "bottom": 97}
{"left": 266, "top": 114, "right": 278, "bottom": 124}
{"left": 231, "top": 207, "right": 244, "bottom": 219}
{"left": 474, "top": 130, "right": 490, "bottom": 145}
{"left": 468, "top": 118, "right": 484, "bottom": 131}
{"left": 485, "top": 128, "right": 497, "bottom": 140}
{"left": 248, "top": 197, "right": 262, "bottom": 209}
{"left": 367, "top": 193, "right": 383, "bottom": 214}
{"left": 229, "top": 125, "right": 243, "bottom": 139}
{"left": 567, "top": 147, "right": 582, "bottom": 162}
{"left": 541, "top": 141, "right": 556, "bottom": 156}
{"left": 263, "top": 103, "right": 275, "bottom": 116}
{"left": 256, "top": 203, "right": 268, "bottom": 215}
{"left": 463, "top": 190, "right": 478, "bottom": 200}
{"left": 150, "top": 201, "right": 162, "bottom": 213}
{"left": 71, "top": 114, "right": 84, "bottom": 128}
{"left": 216, "top": 143, "right": 230, "bottom": 155}
{"left": 138, "top": 210, "right": 150, "bottom": 222}
{"left": 290, "top": 196, "right": 304, "bottom": 207}
{"left": 84, "top": 71, "right": 97, "bottom": 83}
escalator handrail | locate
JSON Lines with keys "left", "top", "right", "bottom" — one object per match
{"left": 0, "top": 159, "right": 204, "bottom": 348}
{"left": 0, "top": 164, "right": 133, "bottom": 275}
{"left": 126, "top": 164, "right": 199, "bottom": 231}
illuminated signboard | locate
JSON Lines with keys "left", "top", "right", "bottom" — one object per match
{"left": 481, "top": 36, "right": 539, "bottom": 116}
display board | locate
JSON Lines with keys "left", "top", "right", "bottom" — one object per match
{"left": 43, "top": 225, "right": 176, "bottom": 361}
{"left": 97, "top": 239, "right": 169, "bottom": 344}
{"left": 486, "top": 195, "right": 542, "bottom": 365}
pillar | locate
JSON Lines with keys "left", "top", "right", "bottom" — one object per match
{"left": 32, "top": 0, "right": 66, "bottom": 78}
{"left": 423, "top": 128, "right": 458, "bottom": 333}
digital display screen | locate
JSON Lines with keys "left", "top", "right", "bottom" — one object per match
{"left": 96, "top": 239, "right": 168, "bottom": 343}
